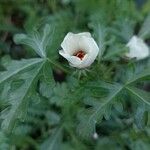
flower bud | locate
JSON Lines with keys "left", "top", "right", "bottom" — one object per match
{"left": 126, "top": 36, "right": 149, "bottom": 60}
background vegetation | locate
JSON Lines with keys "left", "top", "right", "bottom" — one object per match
{"left": 0, "top": 0, "right": 150, "bottom": 150}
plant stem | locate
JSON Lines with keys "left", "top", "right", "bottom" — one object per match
{"left": 46, "top": 58, "right": 70, "bottom": 74}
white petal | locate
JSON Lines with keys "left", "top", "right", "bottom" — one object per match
{"left": 59, "top": 50, "right": 81, "bottom": 66}
{"left": 61, "top": 32, "right": 92, "bottom": 55}
{"left": 76, "top": 32, "right": 91, "bottom": 37}
{"left": 61, "top": 32, "right": 79, "bottom": 55}
{"left": 77, "top": 36, "right": 99, "bottom": 68}
{"left": 126, "top": 36, "right": 149, "bottom": 60}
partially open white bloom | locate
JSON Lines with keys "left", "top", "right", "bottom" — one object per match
{"left": 59, "top": 32, "right": 99, "bottom": 69}
{"left": 126, "top": 36, "right": 149, "bottom": 60}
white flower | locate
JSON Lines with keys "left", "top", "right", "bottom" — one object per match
{"left": 126, "top": 36, "right": 149, "bottom": 60}
{"left": 59, "top": 32, "right": 99, "bottom": 69}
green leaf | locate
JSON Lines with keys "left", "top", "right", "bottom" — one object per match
{"left": 112, "top": 18, "right": 134, "bottom": 42}
{"left": 13, "top": 24, "right": 52, "bottom": 58}
{"left": 46, "top": 111, "right": 60, "bottom": 125}
{"left": 138, "top": 13, "right": 150, "bottom": 39}
{"left": 39, "top": 60, "right": 55, "bottom": 98}
{"left": 78, "top": 82, "right": 123, "bottom": 138}
{"left": 134, "top": 104, "right": 148, "bottom": 129}
{"left": 130, "top": 140, "right": 150, "bottom": 150}
{"left": 40, "top": 127, "right": 62, "bottom": 150}
{"left": 1, "top": 61, "right": 45, "bottom": 133}
{"left": 104, "top": 44, "right": 128, "bottom": 60}
{"left": 95, "top": 137, "right": 122, "bottom": 150}
{"left": 125, "top": 86, "right": 150, "bottom": 107}
{"left": 0, "top": 24, "right": 20, "bottom": 33}
{"left": 41, "top": 60, "right": 55, "bottom": 86}
{"left": 126, "top": 67, "right": 150, "bottom": 84}
{"left": 0, "top": 58, "right": 43, "bottom": 85}
{"left": 50, "top": 83, "right": 69, "bottom": 106}
{"left": 89, "top": 23, "right": 107, "bottom": 56}
{"left": 0, "top": 131, "right": 9, "bottom": 150}
{"left": 89, "top": 83, "right": 123, "bottom": 118}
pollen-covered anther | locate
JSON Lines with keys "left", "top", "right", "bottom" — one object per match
{"left": 73, "top": 50, "right": 86, "bottom": 60}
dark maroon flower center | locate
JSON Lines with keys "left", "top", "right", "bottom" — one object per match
{"left": 73, "top": 50, "right": 86, "bottom": 60}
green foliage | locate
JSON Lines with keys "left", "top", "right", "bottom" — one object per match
{"left": 1, "top": 61, "right": 45, "bottom": 133}
{"left": 0, "top": 131, "right": 9, "bottom": 150}
{"left": 0, "top": 58, "right": 43, "bottom": 84}
{"left": 138, "top": 13, "right": 150, "bottom": 39}
{"left": 0, "top": 24, "right": 55, "bottom": 134}
{"left": 14, "top": 24, "right": 52, "bottom": 58}
{"left": 40, "top": 127, "right": 62, "bottom": 150}
{"left": 0, "top": 0, "right": 150, "bottom": 150}
{"left": 77, "top": 82, "right": 124, "bottom": 138}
